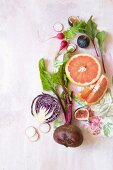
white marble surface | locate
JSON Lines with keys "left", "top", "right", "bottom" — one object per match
{"left": 0, "top": 0, "right": 113, "bottom": 170}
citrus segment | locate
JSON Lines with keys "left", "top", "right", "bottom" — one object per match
{"left": 85, "top": 75, "right": 108, "bottom": 105}
{"left": 65, "top": 54, "right": 101, "bottom": 86}
{"left": 77, "top": 75, "right": 108, "bottom": 105}
{"left": 78, "top": 85, "right": 95, "bottom": 99}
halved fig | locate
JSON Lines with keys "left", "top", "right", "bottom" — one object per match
{"left": 74, "top": 108, "right": 89, "bottom": 121}
{"left": 68, "top": 16, "right": 79, "bottom": 26}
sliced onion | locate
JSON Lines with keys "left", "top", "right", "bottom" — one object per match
{"left": 53, "top": 22, "right": 64, "bottom": 32}
{"left": 39, "top": 123, "right": 51, "bottom": 133}
{"left": 29, "top": 133, "right": 39, "bottom": 142}
{"left": 31, "top": 93, "right": 61, "bottom": 123}
{"left": 25, "top": 126, "right": 36, "bottom": 138}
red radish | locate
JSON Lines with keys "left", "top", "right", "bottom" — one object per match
{"left": 48, "top": 33, "right": 64, "bottom": 40}
{"left": 53, "top": 33, "right": 64, "bottom": 40}
{"left": 55, "top": 40, "right": 68, "bottom": 59}
{"left": 59, "top": 40, "right": 68, "bottom": 51}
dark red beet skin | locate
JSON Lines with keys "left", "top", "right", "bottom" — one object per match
{"left": 53, "top": 124, "right": 83, "bottom": 147}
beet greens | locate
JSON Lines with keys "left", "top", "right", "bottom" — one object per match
{"left": 39, "top": 54, "right": 73, "bottom": 124}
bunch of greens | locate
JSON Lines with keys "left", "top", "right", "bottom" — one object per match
{"left": 39, "top": 53, "right": 73, "bottom": 124}
{"left": 64, "top": 16, "right": 106, "bottom": 73}
{"left": 39, "top": 54, "right": 84, "bottom": 148}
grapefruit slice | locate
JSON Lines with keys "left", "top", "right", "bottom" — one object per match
{"left": 77, "top": 74, "right": 108, "bottom": 105}
{"left": 65, "top": 54, "right": 101, "bottom": 86}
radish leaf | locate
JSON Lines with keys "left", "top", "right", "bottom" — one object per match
{"left": 96, "top": 31, "right": 106, "bottom": 54}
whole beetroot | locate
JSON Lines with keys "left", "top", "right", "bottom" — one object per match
{"left": 53, "top": 90, "right": 83, "bottom": 148}
{"left": 53, "top": 124, "right": 83, "bottom": 147}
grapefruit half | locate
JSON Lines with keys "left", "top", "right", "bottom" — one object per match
{"left": 77, "top": 74, "right": 108, "bottom": 105}
{"left": 65, "top": 54, "right": 101, "bottom": 86}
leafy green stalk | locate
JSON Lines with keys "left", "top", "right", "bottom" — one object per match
{"left": 39, "top": 58, "right": 66, "bottom": 118}
{"left": 96, "top": 31, "right": 106, "bottom": 73}
{"left": 85, "top": 16, "right": 106, "bottom": 73}
{"left": 39, "top": 56, "right": 73, "bottom": 124}
{"left": 64, "top": 20, "right": 86, "bottom": 40}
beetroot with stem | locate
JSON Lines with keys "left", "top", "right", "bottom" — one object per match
{"left": 53, "top": 124, "right": 83, "bottom": 147}
{"left": 53, "top": 83, "right": 83, "bottom": 148}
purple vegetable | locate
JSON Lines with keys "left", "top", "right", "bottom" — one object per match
{"left": 31, "top": 93, "right": 61, "bottom": 123}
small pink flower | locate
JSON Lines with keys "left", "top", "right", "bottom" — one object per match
{"left": 81, "top": 107, "right": 102, "bottom": 135}
{"left": 87, "top": 108, "right": 102, "bottom": 135}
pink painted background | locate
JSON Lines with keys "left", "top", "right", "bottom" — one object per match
{"left": 0, "top": 0, "right": 113, "bottom": 170}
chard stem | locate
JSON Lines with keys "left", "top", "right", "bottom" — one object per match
{"left": 62, "top": 84, "right": 73, "bottom": 124}
{"left": 92, "top": 40, "right": 99, "bottom": 57}
{"left": 92, "top": 40, "right": 106, "bottom": 73}
{"left": 101, "top": 53, "right": 106, "bottom": 73}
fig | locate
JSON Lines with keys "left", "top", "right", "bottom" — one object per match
{"left": 68, "top": 16, "right": 79, "bottom": 26}
{"left": 53, "top": 124, "right": 83, "bottom": 147}
{"left": 77, "top": 35, "right": 90, "bottom": 48}
{"left": 74, "top": 108, "right": 89, "bottom": 121}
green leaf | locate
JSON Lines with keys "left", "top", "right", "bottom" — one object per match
{"left": 64, "top": 20, "right": 86, "bottom": 41}
{"left": 70, "top": 20, "right": 86, "bottom": 34}
{"left": 53, "top": 60, "right": 63, "bottom": 73}
{"left": 96, "top": 31, "right": 106, "bottom": 54}
{"left": 64, "top": 30, "right": 75, "bottom": 40}
{"left": 85, "top": 16, "right": 98, "bottom": 40}
{"left": 112, "top": 76, "right": 113, "bottom": 85}
{"left": 39, "top": 58, "right": 53, "bottom": 91}
{"left": 39, "top": 56, "right": 71, "bottom": 105}
{"left": 63, "top": 53, "right": 69, "bottom": 63}
{"left": 54, "top": 119, "right": 63, "bottom": 129}
{"left": 103, "top": 123, "right": 111, "bottom": 137}
{"left": 51, "top": 65, "right": 63, "bottom": 86}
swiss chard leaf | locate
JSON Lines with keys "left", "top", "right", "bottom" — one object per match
{"left": 39, "top": 58, "right": 53, "bottom": 91}
{"left": 85, "top": 16, "right": 98, "bottom": 40}
{"left": 39, "top": 57, "right": 68, "bottom": 92}
{"left": 96, "top": 31, "right": 106, "bottom": 54}
{"left": 51, "top": 65, "right": 63, "bottom": 86}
